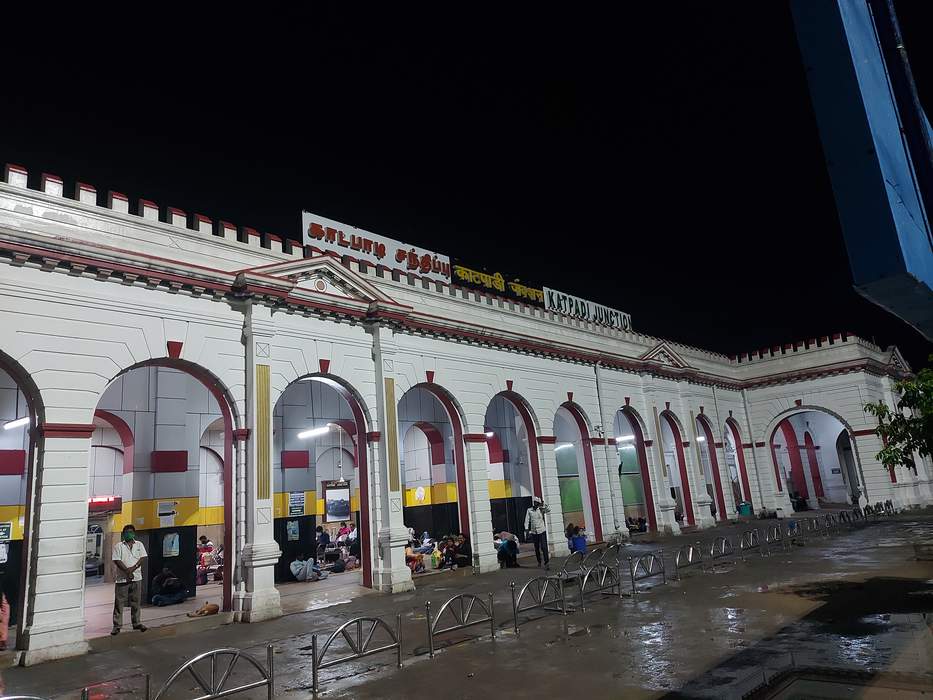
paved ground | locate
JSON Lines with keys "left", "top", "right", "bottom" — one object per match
{"left": 3, "top": 513, "right": 932, "bottom": 699}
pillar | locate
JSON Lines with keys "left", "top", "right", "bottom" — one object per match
{"left": 19, "top": 424, "right": 93, "bottom": 664}
{"left": 238, "top": 303, "right": 282, "bottom": 622}
{"left": 369, "top": 326, "right": 414, "bottom": 593}
{"left": 462, "top": 438, "right": 501, "bottom": 573}
{"left": 536, "top": 437, "right": 567, "bottom": 556}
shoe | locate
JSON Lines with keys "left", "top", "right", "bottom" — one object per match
{"left": 111, "top": 628, "right": 120, "bottom": 636}
{"left": 134, "top": 624, "right": 148, "bottom": 632}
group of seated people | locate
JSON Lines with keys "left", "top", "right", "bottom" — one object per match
{"left": 196, "top": 535, "right": 223, "bottom": 586}
{"left": 626, "top": 516, "right": 648, "bottom": 533}
{"left": 289, "top": 521, "right": 362, "bottom": 583}
{"left": 403, "top": 529, "right": 472, "bottom": 574}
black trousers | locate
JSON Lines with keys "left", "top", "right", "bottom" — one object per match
{"left": 531, "top": 532, "right": 549, "bottom": 564}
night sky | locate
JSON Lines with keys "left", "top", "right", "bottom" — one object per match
{"left": 2, "top": 4, "right": 931, "bottom": 368}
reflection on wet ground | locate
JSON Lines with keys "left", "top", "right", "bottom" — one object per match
{"left": 3, "top": 517, "right": 932, "bottom": 699}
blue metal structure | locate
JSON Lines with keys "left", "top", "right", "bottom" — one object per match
{"left": 792, "top": 0, "right": 933, "bottom": 340}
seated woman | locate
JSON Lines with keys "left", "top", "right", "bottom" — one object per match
{"left": 496, "top": 532, "right": 519, "bottom": 568}
{"left": 454, "top": 535, "right": 472, "bottom": 568}
{"left": 569, "top": 526, "right": 588, "bottom": 554}
{"left": 404, "top": 545, "right": 425, "bottom": 574}
{"left": 151, "top": 567, "right": 187, "bottom": 606}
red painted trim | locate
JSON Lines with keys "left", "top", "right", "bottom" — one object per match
{"left": 168, "top": 207, "right": 186, "bottom": 217}
{"left": 5, "top": 163, "right": 27, "bottom": 174}
{"left": 40, "top": 423, "right": 96, "bottom": 438}
{"left": 620, "top": 407, "right": 657, "bottom": 532}
{"left": 366, "top": 431, "right": 381, "bottom": 442}
{"left": 167, "top": 341, "right": 183, "bottom": 359}
{"left": 233, "top": 428, "right": 250, "bottom": 441}
{"left": 417, "top": 384, "right": 470, "bottom": 539}
{"left": 139, "top": 199, "right": 157, "bottom": 209}
{"left": 330, "top": 419, "right": 358, "bottom": 437}
{"left": 281, "top": 450, "right": 310, "bottom": 469}
{"left": 660, "top": 411, "right": 695, "bottom": 526}
{"left": 151, "top": 450, "right": 188, "bottom": 472}
{"left": 77, "top": 182, "right": 96, "bottom": 193}
{"left": 88, "top": 496, "right": 123, "bottom": 513}
{"left": 108, "top": 191, "right": 128, "bottom": 201}
{"left": 426, "top": 370, "right": 435, "bottom": 384}
{"left": 727, "top": 420, "right": 753, "bottom": 507}
{"left": 537, "top": 436, "right": 557, "bottom": 444}
{"left": 714, "top": 442, "right": 724, "bottom": 448}
{"left": 561, "top": 402, "right": 603, "bottom": 541}
{"left": 0, "top": 450, "right": 26, "bottom": 475}
{"left": 463, "top": 433, "right": 489, "bottom": 443}
{"left": 412, "top": 421, "right": 446, "bottom": 465}
{"left": 851, "top": 429, "right": 876, "bottom": 436}
{"left": 644, "top": 440, "right": 653, "bottom": 447}
{"left": 267, "top": 234, "right": 282, "bottom": 242}
{"left": 41, "top": 173, "right": 63, "bottom": 184}
{"left": 94, "top": 409, "right": 135, "bottom": 475}
{"left": 697, "top": 415, "right": 727, "bottom": 521}
{"left": 589, "top": 437, "right": 607, "bottom": 445}
{"left": 484, "top": 432, "right": 504, "bottom": 463}
{"left": 195, "top": 213, "right": 212, "bottom": 223}
{"left": 244, "top": 227, "right": 260, "bottom": 238}
{"left": 778, "top": 422, "right": 807, "bottom": 497}
{"left": 803, "top": 432, "right": 824, "bottom": 499}
{"left": 319, "top": 359, "right": 330, "bottom": 374}
{"left": 506, "top": 380, "right": 513, "bottom": 391}
{"left": 754, "top": 442, "right": 766, "bottom": 448}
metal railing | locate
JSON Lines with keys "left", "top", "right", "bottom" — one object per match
{"left": 627, "top": 551, "right": 665, "bottom": 594}
{"left": 785, "top": 520, "right": 803, "bottom": 542}
{"left": 602, "top": 542, "right": 626, "bottom": 571}
{"left": 510, "top": 576, "right": 566, "bottom": 634}
{"left": 150, "top": 646, "right": 274, "bottom": 700}
{"left": 673, "top": 542, "right": 704, "bottom": 579}
{"left": 574, "top": 563, "right": 622, "bottom": 611}
{"left": 740, "top": 528, "right": 765, "bottom": 559}
{"left": 863, "top": 504, "right": 875, "bottom": 516}
{"left": 852, "top": 506, "right": 864, "bottom": 521}
{"left": 580, "top": 547, "right": 606, "bottom": 572}
{"left": 765, "top": 523, "right": 784, "bottom": 550}
{"left": 425, "top": 593, "right": 495, "bottom": 658}
{"left": 558, "top": 551, "right": 585, "bottom": 579}
{"left": 311, "top": 615, "right": 402, "bottom": 694}
{"left": 884, "top": 500, "right": 895, "bottom": 515}
{"left": 707, "top": 536, "right": 735, "bottom": 562}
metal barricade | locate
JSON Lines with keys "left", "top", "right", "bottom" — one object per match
{"left": 785, "top": 520, "right": 802, "bottom": 541}
{"left": 311, "top": 615, "right": 402, "bottom": 694}
{"left": 602, "top": 542, "right": 626, "bottom": 571}
{"left": 672, "top": 542, "right": 704, "bottom": 579}
{"left": 510, "top": 576, "right": 566, "bottom": 634}
{"left": 575, "top": 563, "right": 622, "bottom": 611}
{"left": 852, "top": 506, "right": 864, "bottom": 521}
{"left": 765, "top": 523, "right": 784, "bottom": 551}
{"left": 425, "top": 593, "right": 495, "bottom": 658}
{"left": 740, "top": 528, "right": 765, "bottom": 559}
{"left": 580, "top": 547, "right": 605, "bottom": 572}
{"left": 884, "top": 500, "right": 895, "bottom": 515}
{"left": 864, "top": 504, "right": 875, "bottom": 517}
{"left": 150, "top": 646, "right": 274, "bottom": 700}
{"left": 838, "top": 510, "right": 851, "bottom": 526}
{"left": 559, "top": 551, "right": 585, "bottom": 579}
{"left": 707, "top": 536, "right": 735, "bottom": 563}
{"left": 627, "top": 551, "right": 666, "bottom": 594}
{"left": 823, "top": 513, "right": 837, "bottom": 533}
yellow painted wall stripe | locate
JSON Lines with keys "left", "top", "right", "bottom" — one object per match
{"left": 256, "top": 364, "right": 271, "bottom": 500}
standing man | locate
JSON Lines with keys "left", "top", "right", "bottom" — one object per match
{"left": 111, "top": 524, "right": 148, "bottom": 635}
{"left": 523, "top": 497, "right": 550, "bottom": 569}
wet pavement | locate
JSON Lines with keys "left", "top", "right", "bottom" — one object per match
{"left": 4, "top": 514, "right": 932, "bottom": 699}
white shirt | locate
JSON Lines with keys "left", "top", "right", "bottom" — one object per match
{"left": 111, "top": 540, "right": 147, "bottom": 583}
{"left": 524, "top": 507, "right": 548, "bottom": 534}
{"left": 348, "top": 528, "right": 358, "bottom": 541}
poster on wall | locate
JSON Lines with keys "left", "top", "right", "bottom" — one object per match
{"left": 157, "top": 501, "right": 177, "bottom": 528}
{"left": 324, "top": 482, "right": 351, "bottom": 523}
{"left": 288, "top": 491, "right": 306, "bottom": 517}
{"left": 0, "top": 522, "right": 11, "bottom": 542}
{"left": 162, "top": 532, "right": 180, "bottom": 558}
{"left": 286, "top": 519, "right": 300, "bottom": 541}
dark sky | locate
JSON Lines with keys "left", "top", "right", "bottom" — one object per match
{"left": 2, "top": 4, "right": 931, "bottom": 368}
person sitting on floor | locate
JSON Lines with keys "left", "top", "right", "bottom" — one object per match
{"left": 338, "top": 522, "right": 350, "bottom": 537}
{"left": 151, "top": 567, "right": 187, "bottom": 607}
{"left": 496, "top": 531, "right": 520, "bottom": 568}
{"left": 569, "top": 526, "right": 588, "bottom": 554}
{"left": 347, "top": 523, "right": 359, "bottom": 542}
{"left": 316, "top": 526, "right": 331, "bottom": 547}
{"left": 405, "top": 545, "right": 425, "bottom": 574}
{"left": 439, "top": 537, "right": 459, "bottom": 569}
{"left": 454, "top": 535, "right": 472, "bottom": 568}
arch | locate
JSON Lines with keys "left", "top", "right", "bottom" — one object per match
{"left": 558, "top": 401, "right": 603, "bottom": 542}
{"left": 696, "top": 413, "right": 727, "bottom": 521}
{"left": 100, "top": 358, "right": 240, "bottom": 611}
{"left": 802, "top": 431, "right": 825, "bottom": 499}
{"left": 616, "top": 406, "right": 657, "bottom": 532}
{"left": 492, "top": 391, "right": 543, "bottom": 499}
{"left": 724, "top": 418, "right": 753, "bottom": 507}
{"left": 406, "top": 383, "right": 470, "bottom": 540}
{"left": 408, "top": 422, "right": 446, "bottom": 465}
{"left": 659, "top": 410, "right": 695, "bottom": 527}
{"left": 94, "top": 409, "right": 134, "bottom": 475}
{"left": 281, "top": 373, "right": 373, "bottom": 588}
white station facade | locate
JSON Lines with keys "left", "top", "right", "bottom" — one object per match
{"left": 0, "top": 162, "right": 930, "bottom": 663}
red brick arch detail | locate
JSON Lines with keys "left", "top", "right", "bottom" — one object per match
{"left": 94, "top": 409, "right": 135, "bottom": 475}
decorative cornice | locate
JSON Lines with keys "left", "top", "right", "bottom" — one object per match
{"left": 366, "top": 431, "right": 382, "bottom": 442}
{"left": 463, "top": 433, "right": 489, "bottom": 443}
{"left": 233, "top": 428, "right": 250, "bottom": 441}
{"left": 40, "top": 423, "right": 96, "bottom": 439}
{"left": 536, "top": 436, "right": 557, "bottom": 444}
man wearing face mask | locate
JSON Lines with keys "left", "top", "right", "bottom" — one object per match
{"left": 111, "top": 524, "right": 148, "bottom": 635}
{"left": 523, "top": 497, "right": 551, "bottom": 569}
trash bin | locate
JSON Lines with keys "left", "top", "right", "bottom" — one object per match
{"left": 737, "top": 502, "right": 753, "bottom": 516}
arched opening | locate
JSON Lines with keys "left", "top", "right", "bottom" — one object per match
{"left": 723, "top": 419, "right": 753, "bottom": 510}
{"left": 0, "top": 359, "right": 39, "bottom": 644}
{"left": 84, "top": 361, "right": 235, "bottom": 639}
{"left": 695, "top": 415, "right": 727, "bottom": 521}
{"left": 659, "top": 411, "right": 694, "bottom": 527}
{"left": 484, "top": 393, "right": 539, "bottom": 541}
{"left": 397, "top": 384, "right": 468, "bottom": 549}
{"left": 272, "top": 374, "right": 372, "bottom": 596}
{"left": 770, "top": 409, "right": 859, "bottom": 510}
{"left": 612, "top": 407, "right": 656, "bottom": 533}
{"left": 553, "top": 403, "right": 602, "bottom": 542}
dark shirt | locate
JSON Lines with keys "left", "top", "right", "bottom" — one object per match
{"left": 318, "top": 532, "right": 331, "bottom": 546}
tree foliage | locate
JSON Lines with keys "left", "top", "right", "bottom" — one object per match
{"left": 864, "top": 355, "right": 933, "bottom": 472}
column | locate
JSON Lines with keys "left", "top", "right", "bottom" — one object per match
{"left": 462, "top": 438, "right": 500, "bottom": 573}
{"left": 649, "top": 404, "right": 680, "bottom": 535}
{"left": 19, "top": 424, "right": 93, "bottom": 665}
{"left": 369, "top": 325, "right": 414, "bottom": 593}
{"left": 536, "top": 437, "right": 566, "bottom": 557}
{"left": 741, "top": 390, "right": 793, "bottom": 515}
{"left": 594, "top": 364, "right": 627, "bottom": 540}
{"left": 238, "top": 303, "right": 282, "bottom": 622}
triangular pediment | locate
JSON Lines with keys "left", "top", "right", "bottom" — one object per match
{"left": 888, "top": 346, "right": 912, "bottom": 374}
{"left": 237, "top": 255, "right": 399, "bottom": 305}
{"left": 640, "top": 341, "right": 689, "bottom": 368}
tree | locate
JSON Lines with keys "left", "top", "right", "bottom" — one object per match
{"left": 864, "top": 355, "right": 933, "bottom": 473}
